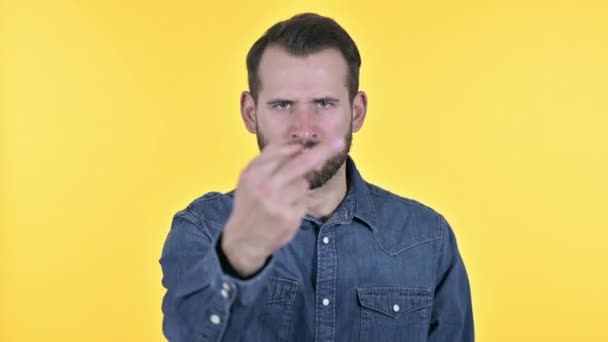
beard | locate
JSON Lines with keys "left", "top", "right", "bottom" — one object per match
{"left": 256, "top": 123, "right": 352, "bottom": 190}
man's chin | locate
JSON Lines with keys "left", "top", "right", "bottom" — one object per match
{"left": 306, "top": 171, "right": 324, "bottom": 190}
{"left": 305, "top": 157, "right": 347, "bottom": 190}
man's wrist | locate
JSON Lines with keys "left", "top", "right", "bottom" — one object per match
{"left": 219, "top": 234, "right": 269, "bottom": 278}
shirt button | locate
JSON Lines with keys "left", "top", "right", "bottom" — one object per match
{"left": 221, "top": 288, "right": 229, "bottom": 299}
{"left": 393, "top": 304, "right": 400, "bottom": 313}
{"left": 222, "top": 282, "right": 230, "bottom": 290}
{"left": 209, "top": 314, "right": 221, "bottom": 325}
{"left": 322, "top": 236, "right": 329, "bottom": 244}
{"left": 322, "top": 298, "right": 330, "bottom": 306}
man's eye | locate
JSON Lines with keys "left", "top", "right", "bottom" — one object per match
{"left": 318, "top": 101, "right": 332, "bottom": 108}
{"left": 274, "top": 102, "right": 291, "bottom": 109}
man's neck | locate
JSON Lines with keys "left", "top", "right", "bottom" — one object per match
{"left": 305, "top": 162, "right": 348, "bottom": 221}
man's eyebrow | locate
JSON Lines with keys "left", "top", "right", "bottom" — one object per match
{"left": 266, "top": 98, "right": 295, "bottom": 105}
{"left": 312, "top": 97, "right": 340, "bottom": 103}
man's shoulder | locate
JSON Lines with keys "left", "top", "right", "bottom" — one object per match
{"left": 364, "top": 182, "right": 449, "bottom": 251}
{"left": 366, "top": 182, "right": 445, "bottom": 220}
{"left": 178, "top": 190, "right": 235, "bottom": 227}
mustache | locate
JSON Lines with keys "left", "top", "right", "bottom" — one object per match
{"left": 289, "top": 140, "right": 319, "bottom": 149}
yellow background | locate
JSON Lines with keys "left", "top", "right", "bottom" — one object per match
{"left": 2, "top": 0, "right": 607, "bottom": 341}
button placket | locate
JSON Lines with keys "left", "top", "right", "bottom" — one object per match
{"left": 315, "top": 226, "right": 337, "bottom": 342}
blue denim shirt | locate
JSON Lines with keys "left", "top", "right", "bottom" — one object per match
{"left": 160, "top": 157, "right": 474, "bottom": 341}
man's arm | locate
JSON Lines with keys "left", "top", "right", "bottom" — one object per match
{"left": 159, "top": 210, "right": 274, "bottom": 342}
{"left": 428, "top": 218, "right": 475, "bottom": 341}
{"left": 160, "top": 140, "right": 344, "bottom": 341}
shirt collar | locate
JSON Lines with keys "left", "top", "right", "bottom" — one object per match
{"left": 303, "top": 156, "right": 377, "bottom": 232}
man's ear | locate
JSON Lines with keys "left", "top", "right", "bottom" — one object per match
{"left": 351, "top": 91, "right": 368, "bottom": 133}
{"left": 240, "top": 91, "right": 257, "bottom": 134}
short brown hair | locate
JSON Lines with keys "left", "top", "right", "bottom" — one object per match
{"left": 246, "top": 13, "right": 362, "bottom": 103}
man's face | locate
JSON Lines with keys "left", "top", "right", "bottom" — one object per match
{"left": 251, "top": 46, "right": 354, "bottom": 189}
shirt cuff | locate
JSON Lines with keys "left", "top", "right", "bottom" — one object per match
{"left": 212, "top": 233, "right": 275, "bottom": 307}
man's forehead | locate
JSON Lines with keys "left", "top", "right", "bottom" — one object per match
{"left": 257, "top": 45, "right": 349, "bottom": 96}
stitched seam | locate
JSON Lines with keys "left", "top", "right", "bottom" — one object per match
{"left": 174, "top": 211, "right": 214, "bottom": 242}
{"left": 432, "top": 218, "right": 448, "bottom": 290}
{"left": 366, "top": 183, "right": 444, "bottom": 218}
{"left": 198, "top": 216, "right": 223, "bottom": 228}
{"left": 366, "top": 185, "right": 377, "bottom": 230}
{"left": 373, "top": 234, "right": 441, "bottom": 256}
{"left": 360, "top": 303, "right": 432, "bottom": 318}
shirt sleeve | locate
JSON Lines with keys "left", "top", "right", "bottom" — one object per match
{"left": 159, "top": 209, "right": 275, "bottom": 342}
{"left": 427, "top": 217, "right": 475, "bottom": 342}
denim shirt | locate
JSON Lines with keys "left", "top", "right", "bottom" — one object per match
{"left": 160, "top": 157, "right": 474, "bottom": 342}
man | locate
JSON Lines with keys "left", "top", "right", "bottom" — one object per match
{"left": 160, "top": 13, "right": 474, "bottom": 342}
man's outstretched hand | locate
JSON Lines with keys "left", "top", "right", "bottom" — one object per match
{"left": 220, "top": 139, "right": 345, "bottom": 277}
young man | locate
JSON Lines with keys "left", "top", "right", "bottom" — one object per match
{"left": 160, "top": 13, "right": 474, "bottom": 342}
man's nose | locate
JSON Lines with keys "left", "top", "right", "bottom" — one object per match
{"left": 289, "top": 106, "right": 319, "bottom": 140}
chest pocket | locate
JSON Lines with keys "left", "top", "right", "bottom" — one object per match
{"left": 357, "top": 287, "right": 432, "bottom": 342}
{"left": 253, "top": 277, "right": 298, "bottom": 342}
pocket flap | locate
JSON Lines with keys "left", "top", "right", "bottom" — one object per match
{"left": 357, "top": 287, "right": 432, "bottom": 318}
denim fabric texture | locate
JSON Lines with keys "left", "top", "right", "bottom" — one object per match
{"left": 160, "top": 157, "right": 474, "bottom": 342}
